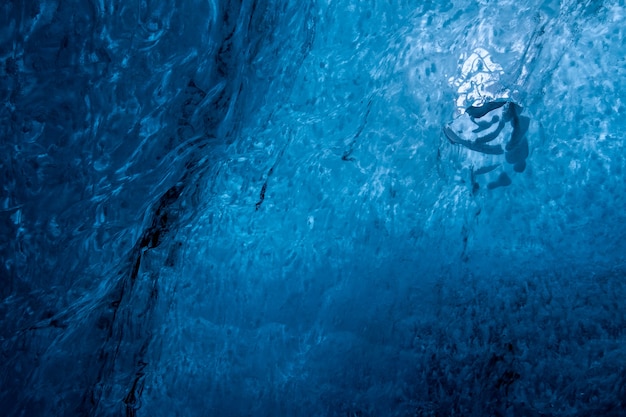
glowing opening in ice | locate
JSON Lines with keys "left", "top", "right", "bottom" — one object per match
{"left": 449, "top": 47, "right": 510, "bottom": 112}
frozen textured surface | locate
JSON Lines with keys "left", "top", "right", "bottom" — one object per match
{"left": 1, "top": 0, "right": 625, "bottom": 416}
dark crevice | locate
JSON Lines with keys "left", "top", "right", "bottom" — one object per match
{"left": 123, "top": 360, "right": 148, "bottom": 417}
{"left": 137, "top": 183, "right": 183, "bottom": 251}
{"left": 80, "top": 179, "right": 186, "bottom": 414}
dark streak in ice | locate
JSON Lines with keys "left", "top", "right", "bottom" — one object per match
{"left": 465, "top": 100, "right": 507, "bottom": 118}
{"left": 256, "top": 135, "right": 292, "bottom": 210}
{"left": 256, "top": 181, "right": 268, "bottom": 210}
{"left": 342, "top": 98, "right": 372, "bottom": 162}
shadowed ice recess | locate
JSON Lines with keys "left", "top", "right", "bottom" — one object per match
{"left": 1, "top": 1, "right": 625, "bottom": 416}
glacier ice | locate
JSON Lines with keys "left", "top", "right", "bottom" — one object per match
{"left": 443, "top": 100, "right": 530, "bottom": 191}
{"left": 1, "top": 0, "right": 626, "bottom": 416}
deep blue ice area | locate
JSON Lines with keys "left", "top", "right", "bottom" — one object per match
{"left": 2, "top": 1, "right": 626, "bottom": 416}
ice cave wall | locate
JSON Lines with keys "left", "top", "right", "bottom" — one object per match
{"left": 2, "top": 0, "right": 626, "bottom": 416}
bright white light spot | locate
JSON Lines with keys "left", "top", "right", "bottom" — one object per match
{"left": 448, "top": 47, "right": 508, "bottom": 111}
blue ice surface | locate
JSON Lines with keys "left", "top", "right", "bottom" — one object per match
{"left": 1, "top": 0, "right": 626, "bottom": 416}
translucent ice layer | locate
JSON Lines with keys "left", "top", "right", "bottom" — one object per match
{"left": 1, "top": 1, "right": 625, "bottom": 416}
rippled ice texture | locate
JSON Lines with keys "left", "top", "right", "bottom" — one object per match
{"left": 1, "top": 0, "right": 626, "bottom": 416}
